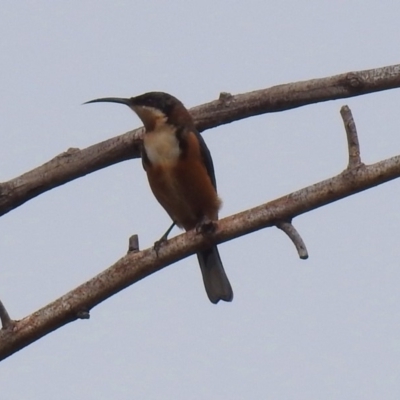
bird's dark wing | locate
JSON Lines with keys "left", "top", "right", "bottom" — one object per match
{"left": 193, "top": 130, "right": 217, "bottom": 190}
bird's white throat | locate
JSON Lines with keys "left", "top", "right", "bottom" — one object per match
{"left": 143, "top": 126, "right": 180, "bottom": 166}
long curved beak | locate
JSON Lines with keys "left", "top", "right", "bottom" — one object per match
{"left": 83, "top": 97, "right": 132, "bottom": 106}
{"left": 83, "top": 96, "right": 159, "bottom": 131}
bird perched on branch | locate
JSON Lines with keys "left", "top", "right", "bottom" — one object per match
{"left": 85, "top": 92, "right": 233, "bottom": 304}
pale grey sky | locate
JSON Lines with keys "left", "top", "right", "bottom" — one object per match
{"left": 1, "top": 1, "right": 400, "bottom": 399}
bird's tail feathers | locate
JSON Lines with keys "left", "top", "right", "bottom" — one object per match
{"left": 197, "top": 246, "right": 233, "bottom": 304}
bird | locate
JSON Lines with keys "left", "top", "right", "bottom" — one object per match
{"left": 84, "top": 92, "right": 233, "bottom": 304}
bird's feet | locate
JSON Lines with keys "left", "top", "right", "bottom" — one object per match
{"left": 195, "top": 217, "right": 217, "bottom": 236}
{"left": 153, "top": 221, "right": 176, "bottom": 257}
{"left": 153, "top": 234, "right": 168, "bottom": 257}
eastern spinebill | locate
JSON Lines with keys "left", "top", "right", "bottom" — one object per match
{"left": 85, "top": 92, "right": 233, "bottom": 304}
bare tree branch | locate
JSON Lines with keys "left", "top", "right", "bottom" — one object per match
{"left": 1, "top": 150, "right": 400, "bottom": 361}
{"left": 276, "top": 221, "right": 309, "bottom": 259}
{"left": 1, "top": 66, "right": 400, "bottom": 360}
{"left": 1, "top": 63, "right": 400, "bottom": 217}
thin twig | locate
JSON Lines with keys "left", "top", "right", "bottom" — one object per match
{"left": 276, "top": 221, "right": 308, "bottom": 259}
{"left": 340, "top": 105, "right": 362, "bottom": 168}
{"left": 0, "top": 300, "right": 14, "bottom": 330}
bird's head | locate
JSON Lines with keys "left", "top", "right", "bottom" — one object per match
{"left": 84, "top": 91, "right": 193, "bottom": 131}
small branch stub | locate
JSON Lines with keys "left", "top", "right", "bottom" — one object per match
{"left": 76, "top": 310, "right": 90, "bottom": 320}
{"left": 218, "top": 91, "right": 233, "bottom": 106}
{"left": 340, "top": 105, "right": 362, "bottom": 169}
{"left": 276, "top": 221, "right": 309, "bottom": 260}
{"left": 0, "top": 300, "right": 14, "bottom": 329}
{"left": 128, "top": 234, "right": 140, "bottom": 254}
